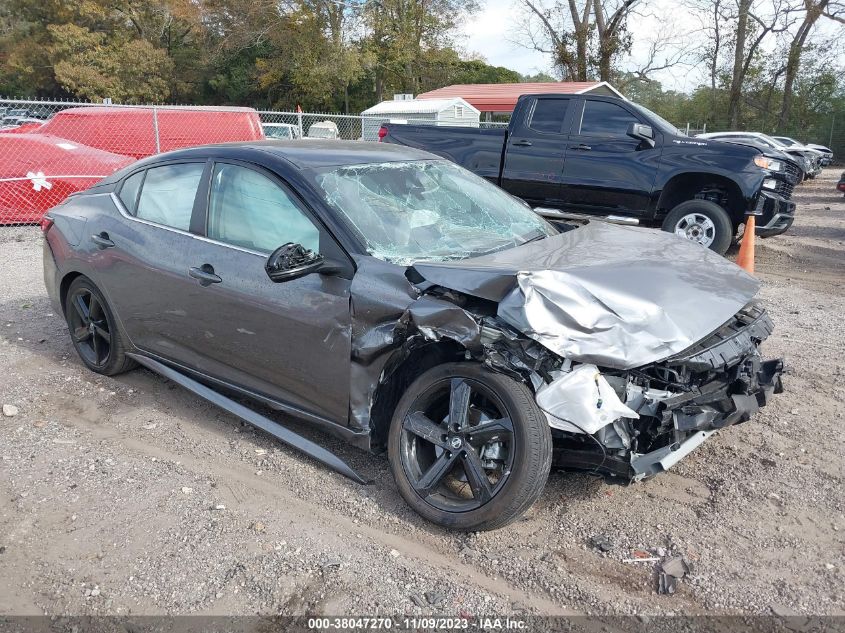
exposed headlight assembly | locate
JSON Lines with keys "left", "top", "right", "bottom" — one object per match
{"left": 754, "top": 155, "right": 783, "bottom": 171}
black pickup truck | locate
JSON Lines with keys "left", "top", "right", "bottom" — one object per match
{"left": 380, "top": 94, "right": 797, "bottom": 254}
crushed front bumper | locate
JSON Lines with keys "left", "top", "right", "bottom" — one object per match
{"left": 755, "top": 191, "right": 796, "bottom": 235}
{"left": 630, "top": 356, "right": 782, "bottom": 479}
{"left": 551, "top": 305, "right": 784, "bottom": 481}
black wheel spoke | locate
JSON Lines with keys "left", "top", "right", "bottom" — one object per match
{"left": 91, "top": 329, "right": 101, "bottom": 362}
{"left": 73, "top": 326, "right": 91, "bottom": 343}
{"left": 88, "top": 296, "right": 102, "bottom": 321}
{"left": 404, "top": 412, "right": 447, "bottom": 448}
{"left": 416, "top": 451, "right": 460, "bottom": 497}
{"left": 448, "top": 379, "right": 472, "bottom": 430}
{"left": 462, "top": 446, "right": 493, "bottom": 503}
{"left": 469, "top": 417, "right": 513, "bottom": 445}
{"left": 92, "top": 323, "right": 110, "bottom": 341}
{"left": 73, "top": 294, "right": 90, "bottom": 322}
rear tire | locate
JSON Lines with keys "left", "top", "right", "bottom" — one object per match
{"left": 64, "top": 276, "right": 136, "bottom": 376}
{"left": 661, "top": 199, "right": 734, "bottom": 255}
{"left": 388, "top": 362, "right": 552, "bottom": 531}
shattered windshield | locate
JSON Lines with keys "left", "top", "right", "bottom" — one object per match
{"left": 312, "top": 160, "right": 556, "bottom": 264}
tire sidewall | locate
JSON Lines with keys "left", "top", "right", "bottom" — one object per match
{"left": 388, "top": 362, "right": 551, "bottom": 531}
{"left": 662, "top": 199, "right": 734, "bottom": 255}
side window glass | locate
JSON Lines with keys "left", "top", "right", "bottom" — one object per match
{"left": 118, "top": 171, "right": 144, "bottom": 214}
{"left": 528, "top": 99, "right": 568, "bottom": 134}
{"left": 135, "top": 163, "right": 204, "bottom": 230}
{"left": 207, "top": 164, "right": 320, "bottom": 254}
{"left": 579, "top": 101, "right": 640, "bottom": 136}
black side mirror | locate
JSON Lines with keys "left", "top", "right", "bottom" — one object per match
{"left": 266, "top": 243, "right": 338, "bottom": 282}
{"left": 627, "top": 123, "right": 655, "bottom": 148}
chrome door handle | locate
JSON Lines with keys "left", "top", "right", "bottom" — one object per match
{"left": 573, "top": 144, "right": 592, "bottom": 151}
{"left": 189, "top": 265, "right": 222, "bottom": 286}
{"left": 91, "top": 232, "right": 115, "bottom": 249}
{"left": 513, "top": 140, "right": 533, "bottom": 147}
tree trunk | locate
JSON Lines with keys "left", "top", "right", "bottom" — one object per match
{"left": 728, "top": 0, "right": 751, "bottom": 128}
{"left": 710, "top": 0, "right": 721, "bottom": 116}
{"left": 778, "top": 0, "right": 829, "bottom": 130}
{"left": 568, "top": 0, "right": 591, "bottom": 81}
{"left": 594, "top": 0, "right": 638, "bottom": 82}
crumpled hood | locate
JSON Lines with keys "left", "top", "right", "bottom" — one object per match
{"left": 409, "top": 221, "right": 760, "bottom": 369}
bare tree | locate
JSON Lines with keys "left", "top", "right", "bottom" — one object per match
{"left": 514, "top": 0, "right": 641, "bottom": 81}
{"left": 593, "top": 0, "right": 638, "bottom": 80}
{"left": 777, "top": 0, "right": 834, "bottom": 129}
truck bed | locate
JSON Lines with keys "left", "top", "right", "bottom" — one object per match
{"left": 381, "top": 124, "right": 507, "bottom": 184}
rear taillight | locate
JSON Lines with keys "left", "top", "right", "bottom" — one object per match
{"left": 40, "top": 215, "right": 54, "bottom": 233}
{"left": 377, "top": 126, "right": 388, "bottom": 141}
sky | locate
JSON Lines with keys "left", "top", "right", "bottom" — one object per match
{"left": 457, "top": 0, "right": 845, "bottom": 94}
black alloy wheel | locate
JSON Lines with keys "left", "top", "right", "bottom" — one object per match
{"left": 389, "top": 362, "right": 552, "bottom": 531}
{"left": 64, "top": 276, "right": 136, "bottom": 376}
{"left": 399, "top": 376, "right": 515, "bottom": 512}
{"left": 67, "top": 287, "right": 112, "bottom": 368}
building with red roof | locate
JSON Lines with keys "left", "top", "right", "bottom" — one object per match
{"left": 416, "top": 81, "right": 624, "bottom": 114}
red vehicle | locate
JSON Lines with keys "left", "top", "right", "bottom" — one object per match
{"left": 0, "top": 134, "right": 135, "bottom": 224}
{"left": 35, "top": 106, "right": 265, "bottom": 159}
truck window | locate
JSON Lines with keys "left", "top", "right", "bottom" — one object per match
{"left": 578, "top": 101, "right": 640, "bottom": 136}
{"left": 528, "top": 98, "right": 569, "bottom": 134}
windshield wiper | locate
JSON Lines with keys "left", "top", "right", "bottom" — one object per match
{"left": 523, "top": 232, "right": 548, "bottom": 244}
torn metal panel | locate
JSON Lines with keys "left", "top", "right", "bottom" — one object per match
{"left": 536, "top": 364, "right": 638, "bottom": 434}
{"left": 348, "top": 256, "right": 419, "bottom": 432}
{"left": 398, "top": 294, "right": 482, "bottom": 350}
{"left": 410, "top": 221, "right": 760, "bottom": 368}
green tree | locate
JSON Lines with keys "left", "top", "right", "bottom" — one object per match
{"left": 48, "top": 24, "right": 173, "bottom": 102}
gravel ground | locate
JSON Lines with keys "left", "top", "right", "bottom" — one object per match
{"left": 1, "top": 169, "right": 843, "bottom": 618}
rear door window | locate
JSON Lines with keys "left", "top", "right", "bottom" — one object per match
{"left": 528, "top": 98, "right": 569, "bottom": 134}
{"left": 578, "top": 101, "right": 640, "bottom": 137}
{"left": 135, "top": 163, "right": 204, "bottom": 231}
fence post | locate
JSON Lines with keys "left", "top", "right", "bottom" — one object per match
{"left": 152, "top": 105, "right": 161, "bottom": 154}
{"left": 297, "top": 110, "right": 304, "bottom": 138}
{"left": 685, "top": 122, "right": 690, "bottom": 135}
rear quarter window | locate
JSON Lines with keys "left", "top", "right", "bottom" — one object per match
{"left": 117, "top": 171, "right": 144, "bottom": 214}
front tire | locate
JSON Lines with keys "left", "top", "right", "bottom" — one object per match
{"left": 64, "top": 276, "right": 136, "bottom": 376}
{"left": 661, "top": 199, "right": 734, "bottom": 255}
{"left": 388, "top": 362, "right": 552, "bottom": 531}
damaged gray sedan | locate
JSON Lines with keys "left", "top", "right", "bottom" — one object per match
{"left": 43, "top": 141, "right": 783, "bottom": 530}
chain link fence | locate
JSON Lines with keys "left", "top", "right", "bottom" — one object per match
{"left": 0, "top": 97, "right": 511, "bottom": 225}
{"left": 1, "top": 95, "right": 837, "bottom": 226}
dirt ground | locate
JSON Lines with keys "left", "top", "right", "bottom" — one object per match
{"left": 1, "top": 169, "right": 843, "bottom": 619}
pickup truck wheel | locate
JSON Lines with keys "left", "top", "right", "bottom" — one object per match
{"left": 662, "top": 200, "right": 733, "bottom": 255}
{"left": 388, "top": 362, "right": 552, "bottom": 531}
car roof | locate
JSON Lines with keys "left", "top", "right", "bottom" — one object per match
{"left": 131, "top": 139, "right": 441, "bottom": 170}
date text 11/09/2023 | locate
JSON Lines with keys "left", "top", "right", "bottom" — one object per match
{"left": 306, "top": 617, "right": 528, "bottom": 630}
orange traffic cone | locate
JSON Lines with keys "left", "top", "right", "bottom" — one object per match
{"left": 737, "top": 215, "right": 755, "bottom": 274}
